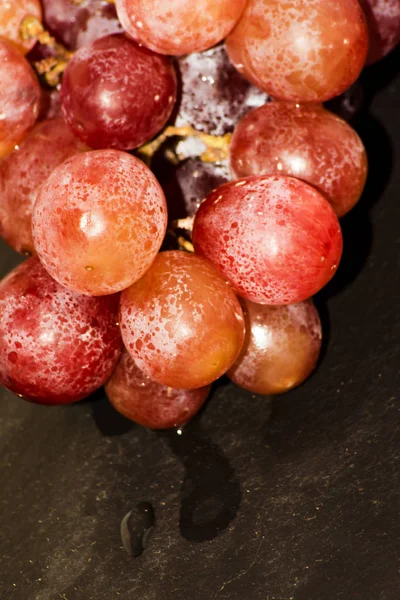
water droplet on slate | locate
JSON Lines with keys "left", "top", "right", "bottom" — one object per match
{"left": 120, "top": 502, "right": 155, "bottom": 558}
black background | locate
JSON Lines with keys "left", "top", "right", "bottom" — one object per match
{"left": 0, "top": 48, "right": 399, "bottom": 600}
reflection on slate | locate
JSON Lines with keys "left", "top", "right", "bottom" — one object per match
{"left": 0, "top": 46, "right": 399, "bottom": 600}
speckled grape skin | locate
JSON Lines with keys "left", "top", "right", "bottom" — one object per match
{"left": 0, "top": 258, "right": 122, "bottom": 405}
{"left": 116, "top": 0, "right": 246, "bottom": 56}
{"left": 0, "top": 38, "right": 41, "bottom": 159}
{"left": 0, "top": 118, "right": 87, "bottom": 256}
{"left": 42, "top": 0, "right": 122, "bottom": 50}
{"left": 60, "top": 34, "right": 177, "bottom": 151}
{"left": 228, "top": 299, "right": 322, "bottom": 395}
{"left": 120, "top": 251, "right": 246, "bottom": 389}
{"left": 230, "top": 103, "right": 368, "bottom": 217}
{"left": 32, "top": 150, "right": 167, "bottom": 296}
{"left": 226, "top": 0, "right": 368, "bottom": 103}
{"left": 105, "top": 350, "right": 210, "bottom": 429}
{"left": 0, "top": 0, "right": 42, "bottom": 53}
{"left": 192, "top": 176, "right": 343, "bottom": 305}
{"left": 360, "top": 0, "right": 400, "bottom": 63}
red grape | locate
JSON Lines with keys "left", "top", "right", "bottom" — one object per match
{"left": 0, "top": 0, "right": 42, "bottom": 54}
{"left": 0, "top": 38, "right": 41, "bottom": 159}
{"left": 0, "top": 258, "right": 122, "bottom": 405}
{"left": 226, "top": 0, "right": 368, "bottom": 102}
{"left": 230, "top": 102, "right": 368, "bottom": 217}
{"left": 192, "top": 175, "right": 343, "bottom": 305}
{"left": 228, "top": 299, "right": 322, "bottom": 395}
{"left": 115, "top": 0, "right": 247, "bottom": 56}
{"left": 359, "top": 0, "right": 400, "bottom": 63}
{"left": 60, "top": 34, "right": 177, "bottom": 151}
{"left": 0, "top": 118, "right": 87, "bottom": 256}
{"left": 42, "top": 0, "right": 123, "bottom": 50}
{"left": 32, "top": 150, "right": 168, "bottom": 296}
{"left": 175, "top": 45, "right": 269, "bottom": 136}
{"left": 120, "top": 251, "right": 246, "bottom": 389}
{"left": 105, "top": 350, "right": 210, "bottom": 429}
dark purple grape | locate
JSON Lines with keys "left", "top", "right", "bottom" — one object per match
{"left": 42, "top": 0, "right": 123, "bottom": 50}
{"left": 359, "top": 0, "right": 400, "bottom": 64}
{"left": 160, "top": 159, "right": 230, "bottom": 220}
{"left": 175, "top": 45, "right": 270, "bottom": 136}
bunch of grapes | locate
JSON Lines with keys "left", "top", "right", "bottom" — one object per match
{"left": 0, "top": 0, "right": 399, "bottom": 429}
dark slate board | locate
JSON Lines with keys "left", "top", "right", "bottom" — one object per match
{"left": 1, "top": 48, "right": 399, "bottom": 600}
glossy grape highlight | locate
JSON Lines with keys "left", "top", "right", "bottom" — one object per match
{"left": 230, "top": 103, "right": 367, "bottom": 217}
{"left": 32, "top": 150, "right": 168, "bottom": 296}
{"left": 228, "top": 299, "right": 322, "bottom": 395}
{"left": 226, "top": 0, "right": 369, "bottom": 102}
{"left": 60, "top": 34, "right": 177, "bottom": 151}
{"left": 120, "top": 251, "right": 246, "bottom": 389}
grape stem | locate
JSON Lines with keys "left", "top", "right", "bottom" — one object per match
{"left": 172, "top": 217, "right": 194, "bottom": 233}
{"left": 20, "top": 16, "right": 73, "bottom": 87}
{"left": 138, "top": 125, "right": 232, "bottom": 165}
{"left": 167, "top": 231, "right": 194, "bottom": 253}
{"left": 167, "top": 218, "right": 195, "bottom": 253}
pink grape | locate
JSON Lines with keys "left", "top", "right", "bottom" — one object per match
{"left": 42, "top": 0, "right": 123, "bottom": 50}
{"left": 0, "top": 0, "right": 42, "bottom": 54}
{"left": 0, "top": 38, "right": 41, "bottom": 159}
{"left": 359, "top": 0, "right": 400, "bottom": 63}
{"left": 120, "top": 251, "right": 246, "bottom": 389}
{"left": 32, "top": 150, "right": 168, "bottom": 296}
{"left": 230, "top": 102, "right": 368, "bottom": 217}
{"left": 0, "top": 258, "right": 122, "bottom": 405}
{"left": 192, "top": 175, "right": 343, "bottom": 305}
{"left": 0, "top": 118, "right": 87, "bottom": 256}
{"left": 115, "top": 0, "right": 247, "bottom": 56}
{"left": 60, "top": 34, "right": 177, "bottom": 151}
{"left": 228, "top": 299, "right": 322, "bottom": 395}
{"left": 226, "top": 0, "right": 368, "bottom": 102}
{"left": 105, "top": 350, "right": 210, "bottom": 429}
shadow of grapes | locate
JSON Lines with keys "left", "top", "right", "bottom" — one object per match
{"left": 90, "top": 387, "right": 241, "bottom": 544}
{"left": 317, "top": 49, "right": 398, "bottom": 303}
{"left": 91, "top": 391, "right": 135, "bottom": 436}
{"left": 158, "top": 422, "right": 242, "bottom": 543}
